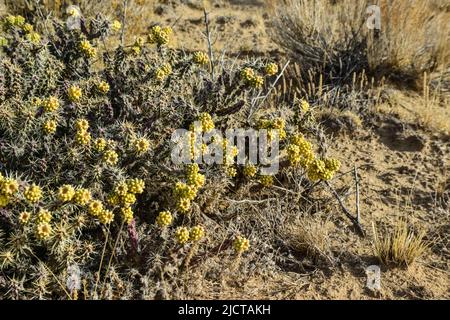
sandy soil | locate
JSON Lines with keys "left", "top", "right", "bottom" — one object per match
{"left": 124, "top": 0, "right": 278, "bottom": 54}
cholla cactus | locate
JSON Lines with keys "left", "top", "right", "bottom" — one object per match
{"left": 264, "top": 62, "right": 278, "bottom": 76}
{"left": 73, "top": 188, "right": 92, "bottom": 206}
{"left": 240, "top": 67, "right": 264, "bottom": 88}
{"left": 133, "top": 137, "right": 150, "bottom": 155}
{"left": 156, "top": 211, "right": 172, "bottom": 227}
{"left": 233, "top": 236, "right": 250, "bottom": 253}
{"left": 110, "top": 20, "right": 122, "bottom": 33}
{"left": 103, "top": 150, "right": 119, "bottom": 166}
{"left": 37, "top": 209, "right": 52, "bottom": 223}
{"left": 175, "top": 227, "right": 190, "bottom": 244}
{"left": 127, "top": 179, "right": 145, "bottom": 194}
{"left": 58, "top": 185, "right": 75, "bottom": 202}
{"left": 18, "top": 211, "right": 31, "bottom": 224}
{"left": 243, "top": 164, "right": 257, "bottom": 178}
{"left": 79, "top": 39, "right": 97, "bottom": 58}
{"left": 42, "top": 96, "right": 60, "bottom": 113}
{"left": 258, "top": 175, "right": 274, "bottom": 187}
{"left": 193, "top": 51, "right": 209, "bottom": 65}
{"left": 120, "top": 207, "right": 134, "bottom": 224}
{"left": 24, "top": 184, "right": 43, "bottom": 203}
{"left": 36, "top": 222, "right": 52, "bottom": 240}
{"left": 189, "top": 226, "right": 205, "bottom": 242}
{"left": 0, "top": 11, "right": 341, "bottom": 299}
{"left": 68, "top": 86, "right": 82, "bottom": 102}
{"left": 98, "top": 209, "right": 114, "bottom": 225}
{"left": 148, "top": 25, "right": 172, "bottom": 46}
{"left": 96, "top": 81, "right": 110, "bottom": 94}
{"left": 43, "top": 120, "right": 57, "bottom": 134}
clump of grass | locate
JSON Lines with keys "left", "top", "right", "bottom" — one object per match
{"left": 281, "top": 216, "right": 333, "bottom": 264}
{"left": 269, "top": 0, "right": 450, "bottom": 87}
{"left": 269, "top": 0, "right": 368, "bottom": 84}
{"left": 369, "top": 0, "right": 449, "bottom": 82}
{"left": 372, "top": 220, "right": 429, "bottom": 268}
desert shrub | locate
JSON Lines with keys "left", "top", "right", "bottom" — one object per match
{"left": 0, "top": 11, "right": 346, "bottom": 299}
{"left": 269, "top": 0, "right": 450, "bottom": 86}
{"left": 271, "top": 61, "right": 384, "bottom": 113}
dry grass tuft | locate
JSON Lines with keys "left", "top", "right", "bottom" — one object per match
{"left": 268, "top": 0, "right": 368, "bottom": 83}
{"left": 372, "top": 220, "right": 429, "bottom": 268}
{"left": 281, "top": 215, "right": 333, "bottom": 264}
{"left": 269, "top": 0, "right": 450, "bottom": 86}
{"left": 369, "top": 1, "right": 450, "bottom": 80}
{"left": 376, "top": 88, "right": 450, "bottom": 135}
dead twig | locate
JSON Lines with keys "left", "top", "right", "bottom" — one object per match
{"left": 325, "top": 181, "right": 365, "bottom": 237}
{"left": 354, "top": 165, "right": 361, "bottom": 224}
{"left": 120, "top": 0, "right": 128, "bottom": 47}
{"left": 100, "top": 220, "right": 125, "bottom": 294}
{"left": 248, "top": 60, "right": 290, "bottom": 121}
{"left": 203, "top": 9, "right": 215, "bottom": 80}
{"left": 225, "top": 198, "right": 276, "bottom": 204}
{"left": 333, "top": 163, "right": 373, "bottom": 180}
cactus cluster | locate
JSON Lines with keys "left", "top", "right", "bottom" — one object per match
{"left": 0, "top": 12, "right": 341, "bottom": 299}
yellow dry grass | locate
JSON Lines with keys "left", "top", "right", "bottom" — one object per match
{"left": 281, "top": 215, "right": 333, "bottom": 263}
{"left": 372, "top": 219, "right": 429, "bottom": 268}
{"left": 370, "top": 0, "right": 450, "bottom": 75}
{"left": 269, "top": 0, "right": 450, "bottom": 80}
{"left": 376, "top": 88, "right": 450, "bottom": 135}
